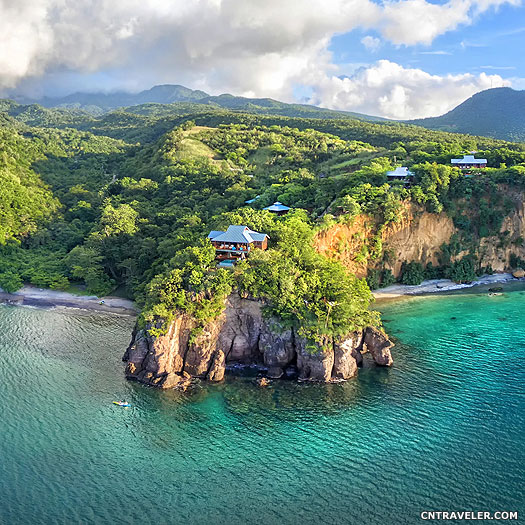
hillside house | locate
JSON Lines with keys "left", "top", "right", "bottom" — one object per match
{"left": 451, "top": 155, "right": 487, "bottom": 170}
{"left": 245, "top": 195, "right": 261, "bottom": 204}
{"left": 263, "top": 201, "right": 291, "bottom": 215}
{"left": 208, "top": 225, "right": 269, "bottom": 265}
{"left": 386, "top": 167, "right": 414, "bottom": 184}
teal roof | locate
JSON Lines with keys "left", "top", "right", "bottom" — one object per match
{"left": 263, "top": 201, "right": 290, "bottom": 212}
{"left": 451, "top": 155, "right": 487, "bottom": 164}
{"left": 208, "top": 225, "right": 268, "bottom": 244}
{"left": 386, "top": 167, "right": 414, "bottom": 177}
{"left": 245, "top": 195, "right": 261, "bottom": 204}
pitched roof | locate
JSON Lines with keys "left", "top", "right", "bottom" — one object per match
{"left": 263, "top": 201, "right": 291, "bottom": 212}
{"left": 386, "top": 167, "right": 414, "bottom": 177}
{"left": 208, "top": 225, "right": 268, "bottom": 244}
{"left": 208, "top": 230, "right": 225, "bottom": 239}
{"left": 245, "top": 195, "right": 261, "bottom": 204}
{"left": 451, "top": 155, "right": 487, "bottom": 164}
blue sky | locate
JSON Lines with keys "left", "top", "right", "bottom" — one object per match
{"left": 1, "top": 0, "right": 524, "bottom": 118}
{"left": 329, "top": 2, "right": 524, "bottom": 83}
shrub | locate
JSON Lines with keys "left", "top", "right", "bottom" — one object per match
{"left": 0, "top": 271, "right": 23, "bottom": 293}
{"left": 400, "top": 261, "right": 425, "bottom": 285}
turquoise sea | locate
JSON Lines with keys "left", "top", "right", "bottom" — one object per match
{"left": 0, "top": 290, "right": 523, "bottom": 525}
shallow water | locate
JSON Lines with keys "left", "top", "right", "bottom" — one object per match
{"left": 0, "top": 293, "right": 523, "bottom": 524}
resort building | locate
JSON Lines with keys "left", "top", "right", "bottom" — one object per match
{"left": 208, "top": 225, "right": 269, "bottom": 267}
{"left": 245, "top": 195, "right": 261, "bottom": 204}
{"left": 386, "top": 167, "right": 414, "bottom": 184}
{"left": 450, "top": 155, "right": 487, "bottom": 170}
{"left": 263, "top": 201, "right": 291, "bottom": 215}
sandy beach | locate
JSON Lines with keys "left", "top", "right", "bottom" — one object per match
{"left": 372, "top": 273, "right": 523, "bottom": 299}
{"left": 0, "top": 285, "right": 138, "bottom": 315}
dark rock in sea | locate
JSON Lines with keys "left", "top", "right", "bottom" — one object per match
{"left": 489, "top": 287, "right": 503, "bottom": 292}
{"left": 267, "top": 366, "right": 284, "bottom": 379}
{"left": 284, "top": 365, "right": 298, "bottom": 379}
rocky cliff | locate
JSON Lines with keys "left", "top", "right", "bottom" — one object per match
{"left": 315, "top": 193, "right": 525, "bottom": 278}
{"left": 123, "top": 294, "right": 393, "bottom": 389}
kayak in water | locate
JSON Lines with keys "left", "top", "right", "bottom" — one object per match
{"left": 113, "top": 401, "right": 131, "bottom": 407}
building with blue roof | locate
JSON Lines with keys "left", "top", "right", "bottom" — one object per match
{"left": 386, "top": 167, "right": 414, "bottom": 185}
{"left": 208, "top": 225, "right": 269, "bottom": 264}
{"left": 263, "top": 201, "right": 291, "bottom": 215}
{"left": 451, "top": 155, "right": 487, "bottom": 170}
{"left": 245, "top": 195, "right": 261, "bottom": 204}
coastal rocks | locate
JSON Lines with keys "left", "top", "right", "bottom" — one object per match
{"left": 260, "top": 320, "right": 295, "bottom": 379}
{"left": 296, "top": 336, "right": 334, "bottom": 382}
{"left": 267, "top": 366, "right": 284, "bottom": 379}
{"left": 512, "top": 269, "right": 525, "bottom": 278}
{"left": 363, "top": 327, "right": 394, "bottom": 366}
{"left": 206, "top": 350, "right": 226, "bottom": 381}
{"left": 184, "top": 322, "right": 224, "bottom": 377}
{"left": 333, "top": 332, "right": 363, "bottom": 379}
{"left": 124, "top": 315, "right": 194, "bottom": 387}
{"left": 123, "top": 294, "right": 395, "bottom": 388}
{"left": 218, "top": 295, "right": 263, "bottom": 363}
{"left": 163, "top": 371, "right": 192, "bottom": 391}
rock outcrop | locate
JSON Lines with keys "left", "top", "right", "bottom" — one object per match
{"left": 123, "top": 294, "right": 394, "bottom": 388}
{"left": 362, "top": 326, "right": 394, "bottom": 366}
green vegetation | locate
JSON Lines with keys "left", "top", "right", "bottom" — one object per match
{"left": 1, "top": 99, "right": 524, "bottom": 342}
{"left": 408, "top": 87, "right": 525, "bottom": 142}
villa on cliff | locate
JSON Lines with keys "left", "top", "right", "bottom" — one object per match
{"left": 386, "top": 167, "right": 414, "bottom": 184}
{"left": 451, "top": 154, "right": 487, "bottom": 170}
{"left": 208, "top": 225, "right": 269, "bottom": 267}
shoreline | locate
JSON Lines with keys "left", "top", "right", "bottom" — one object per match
{"left": 372, "top": 273, "right": 524, "bottom": 299}
{"left": 0, "top": 285, "right": 138, "bottom": 316}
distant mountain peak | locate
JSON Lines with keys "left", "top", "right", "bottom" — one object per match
{"left": 6, "top": 83, "right": 386, "bottom": 122}
{"left": 407, "top": 87, "right": 525, "bottom": 142}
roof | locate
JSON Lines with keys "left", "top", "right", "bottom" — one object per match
{"left": 451, "top": 155, "right": 487, "bottom": 164}
{"left": 263, "top": 201, "right": 291, "bottom": 212}
{"left": 245, "top": 195, "right": 261, "bottom": 204}
{"left": 208, "top": 225, "right": 268, "bottom": 244}
{"left": 208, "top": 230, "right": 225, "bottom": 239}
{"left": 386, "top": 167, "right": 414, "bottom": 177}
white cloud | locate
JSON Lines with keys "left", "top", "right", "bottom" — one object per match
{"left": 0, "top": 0, "right": 520, "bottom": 117}
{"left": 361, "top": 35, "right": 382, "bottom": 52}
{"left": 307, "top": 60, "right": 511, "bottom": 119}
{"left": 479, "top": 65, "right": 516, "bottom": 70}
{"left": 419, "top": 51, "right": 453, "bottom": 55}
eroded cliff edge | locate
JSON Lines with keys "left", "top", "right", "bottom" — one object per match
{"left": 123, "top": 294, "right": 393, "bottom": 388}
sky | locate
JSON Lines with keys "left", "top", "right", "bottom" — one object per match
{"left": 1, "top": 0, "right": 524, "bottom": 119}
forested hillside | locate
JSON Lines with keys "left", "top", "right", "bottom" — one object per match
{"left": 408, "top": 87, "right": 525, "bottom": 142}
{"left": 1, "top": 102, "right": 524, "bottom": 342}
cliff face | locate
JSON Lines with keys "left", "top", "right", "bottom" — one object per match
{"left": 479, "top": 196, "right": 525, "bottom": 272}
{"left": 315, "top": 206, "right": 456, "bottom": 278}
{"left": 123, "top": 294, "right": 393, "bottom": 388}
{"left": 315, "top": 194, "right": 525, "bottom": 278}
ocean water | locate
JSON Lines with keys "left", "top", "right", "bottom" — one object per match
{"left": 0, "top": 292, "right": 523, "bottom": 525}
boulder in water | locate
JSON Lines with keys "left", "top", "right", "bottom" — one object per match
{"left": 363, "top": 327, "right": 394, "bottom": 366}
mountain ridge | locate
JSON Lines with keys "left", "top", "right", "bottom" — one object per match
{"left": 406, "top": 87, "right": 525, "bottom": 142}
{"left": 10, "top": 83, "right": 386, "bottom": 122}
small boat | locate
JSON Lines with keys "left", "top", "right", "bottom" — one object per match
{"left": 113, "top": 401, "right": 131, "bottom": 407}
